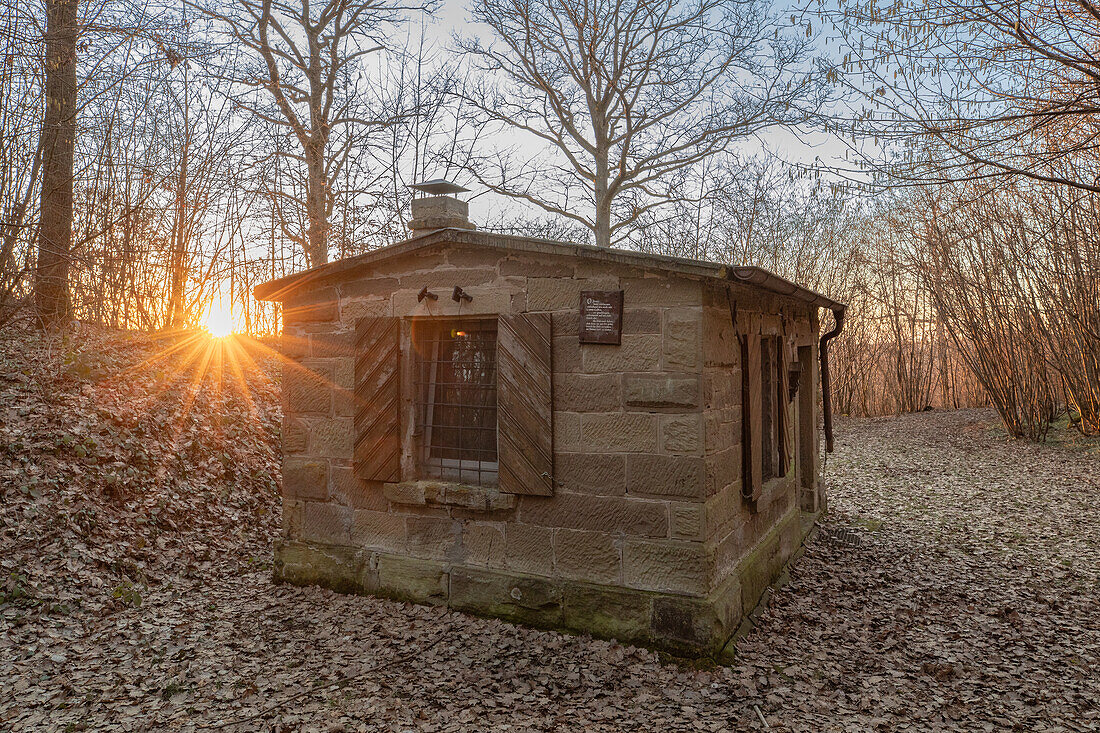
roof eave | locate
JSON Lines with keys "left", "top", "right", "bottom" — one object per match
{"left": 253, "top": 229, "right": 846, "bottom": 313}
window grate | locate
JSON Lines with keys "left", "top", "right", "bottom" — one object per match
{"left": 413, "top": 319, "right": 498, "bottom": 487}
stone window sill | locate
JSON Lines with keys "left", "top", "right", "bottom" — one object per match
{"left": 382, "top": 480, "right": 515, "bottom": 511}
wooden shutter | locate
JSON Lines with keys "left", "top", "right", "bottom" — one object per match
{"left": 497, "top": 313, "right": 553, "bottom": 495}
{"left": 354, "top": 317, "right": 401, "bottom": 482}
{"left": 777, "top": 340, "right": 792, "bottom": 476}
{"left": 741, "top": 333, "right": 763, "bottom": 503}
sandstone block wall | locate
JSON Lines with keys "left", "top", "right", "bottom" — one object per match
{"left": 700, "top": 281, "right": 820, "bottom": 616}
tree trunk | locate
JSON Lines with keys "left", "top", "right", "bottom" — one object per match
{"left": 594, "top": 149, "right": 611, "bottom": 248}
{"left": 168, "top": 141, "right": 190, "bottom": 327}
{"left": 35, "top": 0, "right": 78, "bottom": 329}
{"left": 305, "top": 141, "right": 328, "bottom": 267}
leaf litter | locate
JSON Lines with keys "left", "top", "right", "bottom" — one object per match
{"left": 1, "top": 324, "right": 1098, "bottom": 731}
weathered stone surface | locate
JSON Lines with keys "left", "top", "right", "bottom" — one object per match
{"left": 553, "top": 373, "right": 622, "bottom": 412}
{"left": 283, "top": 418, "right": 309, "bottom": 454}
{"left": 661, "top": 414, "right": 703, "bottom": 456}
{"left": 671, "top": 502, "right": 705, "bottom": 541}
{"left": 651, "top": 595, "right": 724, "bottom": 652}
{"left": 555, "top": 529, "right": 620, "bottom": 584}
{"left": 281, "top": 500, "right": 303, "bottom": 537}
{"left": 737, "top": 507, "right": 799, "bottom": 612}
{"left": 278, "top": 332, "right": 310, "bottom": 360}
{"left": 383, "top": 481, "right": 426, "bottom": 505}
{"left": 447, "top": 247, "right": 504, "bottom": 269}
{"left": 398, "top": 268, "right": 498, "bottom": 292}
{"left": 449, "top": 567, "right": 564, "bottom": 628}
{"left": 553, "top": 411, "right": 584, "bottom": 452}
{"left": 284, "top": 362, "right": 333, "bottom": 415}
{"left": 704, "top": 481, "right": 743, "bottom": 540}
{"left": 333, "top": 357, "right": 354, "bottom": 390}
{"left": 702, "top": 306, "right": 737, "bottom": 367}
{"left": 623, "top": 539, "right": 708, "bottom": 596}
{"left": 582, "top": 413, "right": 658, "bottom": 453}
{"left": 350, "top": 509, "right": 406, "bottom": 552}
{"left": 283, "top": 300, "right": 338, "bottom": 325}
{"left": 370, "top": 251, "right": 446, "bottom": 276}
{"left": 283, "top": 457, "right": 328, "bottom": 501}
{"left": 505, "top": 523, "right": 555, "bottom": 576}
{"left": 500, "top": 258, "right": 572, "bottom": 277}
{"left": 622, "top": 374, "right": 699, "bottom": 409}
{"left": 622, "top": 277, "right": 700, "bottom": 306}
{"left": 527, "top": 277, "right": 579, "bottom": 311}
{"left": 622, "top": 308, "right": 662, "bottom": 334}
{"left": 274, "top": 540, "right": 372, "bottom": 594}
{"left": 552, "top": 310, "right": 580, "bottom": 336}
{"left": 310, "top": 331, "right": 355, "bottom": 359}
{"left": 341, "top": 277, "right": 399, "bottom": 299}
{"left": 392, "top": 287, "right": 517, "bottom": 317}
{"left": 663, "top": 309, "right": 701, "bottom": 370}
{"left": 704, "top": 411, "right": 737, "bottom": 454}
{"left": 554, "top": 453, "right": 626, "bottom": 496}
{"left": 562, "top": 583, "right": 651, "bottom": 643}
{"left": 705, "top": 447, "right": 740, "bottom": 498}
{"left": 438, "top": 483, "right": 516, "bottom": 511}
{"left": 582, "top": 335, "right": 661, "bottom": 372}
{"left": 340, "top": 297, "right": 390, "bottom": 324}
{"left": 300, "top": 501, "right": 351, "bottom": 545}
{"left": 626, "top": 454, "right": 705, "bottom": 500}
{"left": 406, "top": 516, "right": 462, "bottom": 561}
{"left": 463, "top": 523, "right": 506, "bottom": 567}
{"left": 310, "top": 417, "right": 353, "bottom": 459}
{"left": 330, "top": 467, "right": 388, "bottom": 511}
{"left": 519, "top": 493, "right": 668, "bottom": 538}
{"left": 551, "top": 335, "right": 582, "bottom": 373}
{"left": 411, "top": 196, "right": 470, "bottom": 227}
{"left": 383, "top": 480, "right": 517, "bottom": 512}
{"left": 331, "top": 383, "right": 355, "bottom": 418}
{"left": 376, "top": 554, "right": 448, "bottom": 605}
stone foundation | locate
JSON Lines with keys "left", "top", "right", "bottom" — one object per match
{"left": 274, "top": 505, "right": 807, "bottom": 658}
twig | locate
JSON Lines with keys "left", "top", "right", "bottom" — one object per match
{"left": 754, "top": 703, "right": 770, "bottom": 729}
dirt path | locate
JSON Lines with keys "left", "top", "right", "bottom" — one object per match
{"left": 3, "top": 408, "right": 1098, "bottom": 732}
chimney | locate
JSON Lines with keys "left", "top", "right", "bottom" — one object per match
{"left": 408, "top": 179, "right": 475, "bottom": 234}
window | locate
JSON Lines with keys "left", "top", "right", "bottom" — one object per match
{"left": 413, "top": 319, "right": 499, "bottom": 486}
{"left": 761, "top": 336, "right": 791, "bottom": 482}
{"left": 761, "top": 337, "right": 776, "bottom": 480}
{"left": 742, "top": 334, "right": 792, "bottom": 503}
{"left": 354, "top": 313, "right": 552, "bottom": 496}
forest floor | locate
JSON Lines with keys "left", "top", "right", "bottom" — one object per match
{"left": 1, "top": 324, "right": 1098, "bottom": 732}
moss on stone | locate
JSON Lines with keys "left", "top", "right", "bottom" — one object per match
{"left": 562, "top": 583, "right": 652, "bottom": 643}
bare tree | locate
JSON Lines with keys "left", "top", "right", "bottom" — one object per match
{"left": 832, "top": 0, "right": 1100, "bottom": 193}
{"left": 0, "top": 2, "right": 44, "bottom": 326}
{"left": 202, "top": 0, "right": 425, "bottom": 268}
{"left": 456, "top": 0, "right": 826, "bottom": 248}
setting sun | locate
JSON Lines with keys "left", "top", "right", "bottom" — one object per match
{"left": 202, "top": 300, "right": 236, "bottom": 338}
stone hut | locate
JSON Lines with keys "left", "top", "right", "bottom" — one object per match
{"left": 254, "top": 189, "right": 846, "bottom": 657}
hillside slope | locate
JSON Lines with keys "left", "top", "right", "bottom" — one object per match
{"left": 0, "top": 323, "right": 282, "bottom": 617}
{"left": 2, "top": 325, "right": 1098, "bottom": 732}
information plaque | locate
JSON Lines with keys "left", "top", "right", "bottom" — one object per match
{"left": 579, "top": 290, "right": 624, "bottom": 345}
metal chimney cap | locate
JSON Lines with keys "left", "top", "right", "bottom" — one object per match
{"left": 410, "top": 179, "right": 469, "bottom": 196}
